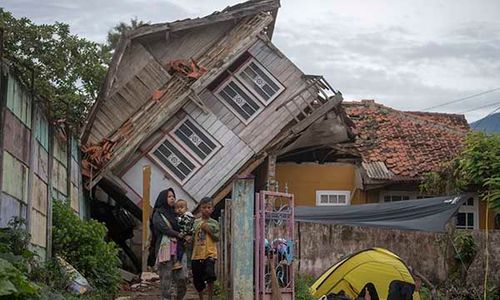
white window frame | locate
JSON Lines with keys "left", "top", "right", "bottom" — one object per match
{"left": 149, "top": 135, "right": 200, "bottom": 184}
{"left": 316, "top": 190, "right": 351, "bottom": 206}
{"left": 379, "top": 191, "right": 418, "bottom": 203}
{"left": 234, "top": 58, "right": 285, "bottom": 105}
{"left": 170, "top": 116, "right": 221, "bottom": 164}
{"left": 457, "top": 196, "right": 479, "bottom": 230}
{"left": 214, "top": 77, "right": 263, "bottom": 125}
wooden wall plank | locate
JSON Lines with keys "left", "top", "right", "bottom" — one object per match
{"left": 71, "top": 158, "right": 80, "bottom": 185}
{"left": 35, "top": 111, "right": 49, "bottom": 151}
{"left": 51, "top": 160, "right": 67, "bottom": 197}
{"left": 90, "top": 56, "right": 171, "bottom": 144}
{"left": 70, "top": 183, "right": 79, "bottom": 212}
{"left": 2, "top": 151, "right": 28, "bottom": 202}
{"left": 6, "top": 73, "right": 32, "bottom": 128}
{"left": 185, "top": 136, "right": 254, "bottom": 199}
{"left": 34, "top": 143, "right": 49, "bottom": 183}
{"left": 146, "top": 20, "right": 234, "bottom": 63}
{"left": 113, "top": 42, "right": 154, "bottom": 92}
{"left": 32, "top": 175, "right": 48, "bottom": 215}
{"left": 0, "top": 192, "right": 22, "bottom": 227}
{"left": 30, "top": 210, "right": 47, "bottom": 247}
{"left": 3, "top": 109, "right": 31, "bottom": 164}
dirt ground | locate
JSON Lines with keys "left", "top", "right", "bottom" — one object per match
{"left": 117, "top": 280, "right": 200, "bottom": 300}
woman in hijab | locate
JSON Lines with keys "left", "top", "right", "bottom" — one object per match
{"left": 150, "top": 188, "right": 186, "bottom": 300}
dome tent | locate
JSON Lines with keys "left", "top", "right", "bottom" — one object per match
{"left": 310, "top": 248, "right": 421, "bottom": 300}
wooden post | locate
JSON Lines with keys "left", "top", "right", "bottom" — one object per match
{"left": 25, "top": 70, "right": 37, "bottom": 232}
{"left": 231, "top": 176, "right": 255, "bottom": 300}
{"left": 142, "top": 165, "right": 151, "bottom": 272}
{"left": 46, "top": 105, "right": 54, "bottom": 259}
{"left": 267, "top": 152, "right": 277, "bottom": 190}
{"left": 66, "top": 105, "right": 73, "bottom": 211}
{"left": 0, "top": 28, "right": 5, "bottom": 207}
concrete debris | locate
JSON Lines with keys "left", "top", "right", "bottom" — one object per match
{"left": 119, "top": 269, "right": 139, "bottom": 283}
{"left": 140, "top": 271, "right": 160, "bottom": 282}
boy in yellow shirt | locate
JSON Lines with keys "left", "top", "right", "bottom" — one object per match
{"left": 191, "top": 197, "right": 219, "bottom": 300}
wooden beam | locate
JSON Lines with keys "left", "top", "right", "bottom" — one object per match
{"left": 46, "top": 105, "right": 54, "bottom": 259}
{"left": 188, "top": 89, "right": 209, "bottom": 114}
{"left": 291, "top": 94, "right": 343, "bottom": 134}
{"left": 129, "top": 0, "right": 279, "bottom": 39}
{"left": 267, "top": 152, "right": 277, "bottom": 182}
{"left": 230, "top": 176, "right": 255, "bottom": 300}
{"left": 0, "top": 29, "right": 6, "bottom": 205}
{"left": 142, "top": 165, "right": 151, "bottom": 272}
{"left": 26, "top": 71, "right": 37, "bottom": 235}
{"left": 98, "top": 176, "right": 143, "bottom": 221}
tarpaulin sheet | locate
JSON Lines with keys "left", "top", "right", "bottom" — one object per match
{"left": 295, "top": 195, "right": 467, "bottom": 232}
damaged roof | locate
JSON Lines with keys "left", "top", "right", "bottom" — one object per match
{"left": 344, "top": 100, "right": 469, "bottom": 181}
{"left": 81, "top": 0, "right": 281, "bottom": 145}
{"left": 79, "top": 0, "right": 282, "bottom": 188}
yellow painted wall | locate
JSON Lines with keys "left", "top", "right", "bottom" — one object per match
{"left": 277, "top": 163, "right": 494, "bottom": 230}
{"left": 479, "top": 200, "right": 496, "bottom": 230}
{"left": 275, "top": 163, "right": 357, "bottom": 206}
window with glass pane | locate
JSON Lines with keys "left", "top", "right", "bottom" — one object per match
{"left": 384, "top": 195, "right": 410, "bottom": 202}
{"left": 457, "top": 196, "right": 477, "bottom": 229}
{"left": 152, "top": 139, "right": 198, "bottom": 183}
{"left": 316, "top": 191, "right": 350, "bottom": 206}
{"left": 457, "top": 212, "right": 475, "bottom": 229}
{"left": 216, "top": 79, "right": 262, "bottom": 123}
{"left": 464, "top": 197, "right": 474, "bottom": 206}
{"left": 172, "top": 118, "right": 220, "bottom": 163}
{"left": 235, "top": 59, "right": 284, "bottom": 105}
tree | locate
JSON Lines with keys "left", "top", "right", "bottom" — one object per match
{"left": 0, "top": 9, "right": 110, "bottom": 128}
{"left": 106, "top": 17, "right": 149, "bottom": 50}
{"left": 421, "top": 131, "right": 500, "bottom": 210}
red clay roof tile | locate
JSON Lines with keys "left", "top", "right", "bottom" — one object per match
{"left": 343, "top": 100, "right": 469, "bottom": 181}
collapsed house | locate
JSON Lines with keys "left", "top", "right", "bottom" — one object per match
{"left": 81, "top": 0, "right": 352, "bottom": 270}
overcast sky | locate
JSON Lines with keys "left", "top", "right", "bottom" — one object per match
{"left": 2, "top": 0, "right": 500, "bottom": 122}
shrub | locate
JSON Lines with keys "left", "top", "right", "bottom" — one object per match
{"left": 52, "top": 200, "right": 121, "bottom": 295}
{"left": 295, "top": 273, "right": 315, "bottom": 300}
{"left": 0, "top": 217, "right": 37, "bottom": 272}
{"left": 0, "top": 257, "right": 39, "bottom": 299}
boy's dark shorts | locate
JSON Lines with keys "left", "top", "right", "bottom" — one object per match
{"left": 192, "top": 258, "right": 216, "bottom": 292}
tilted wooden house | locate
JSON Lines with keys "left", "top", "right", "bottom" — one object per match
{"left": 81, "top": 0, "right": 351, "bottom": 214}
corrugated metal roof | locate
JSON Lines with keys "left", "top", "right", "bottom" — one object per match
{"left": 362, "top": 161, "right": 393, "bottom": 180}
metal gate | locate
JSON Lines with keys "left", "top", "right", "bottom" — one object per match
{"left": 255, "top": 190, "right": 295, "bottom": 300}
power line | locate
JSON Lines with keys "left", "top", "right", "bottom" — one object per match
{"left": 421, "top": 87, "right": 500, "bottom": 111}
{"left": 472, "top": 105, "right": 500, "bottom": 129}
{"left": 459, "top": 100, "right": 500, "bottom": 113}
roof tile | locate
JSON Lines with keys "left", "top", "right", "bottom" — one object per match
{"left": 343, "top": 100, "right": 469, "bottom": 181}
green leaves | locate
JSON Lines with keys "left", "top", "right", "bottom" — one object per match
{"left": 421, "top": 132, "right": 500, "bottom": 211}
{"left": 0, "top": 258, "right": 39, "bottom": 299}
{"left": 52, "top": 200, "right": 121, "bottom": 295}
{"left": 0, "top": 9, "right": 110, "bottom": 128}
{"left": 484, "top": 178, "right": 500, "bottom": 211}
